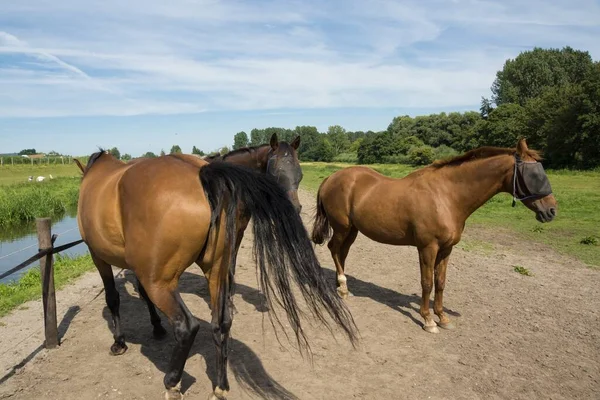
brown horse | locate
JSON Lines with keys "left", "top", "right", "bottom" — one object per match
{"left": 204, "top": 133, "right": 303, "bottom": 213}
{"left": 311, "top": 138, "right": 557, "bottom": 334}
{"left": 74, "top": 150, "right": 358, "bottom": 400}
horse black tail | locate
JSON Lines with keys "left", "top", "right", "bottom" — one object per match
{"left": 199, "top": 162, "right": 359, "bottom": 354}
{"left": 311, "top": 177, "right": 332, "bottom": 245}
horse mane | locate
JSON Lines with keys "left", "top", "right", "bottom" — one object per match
{"left": 431, "top": 146, "right": 542, "bottom": 169}
{"left": 219, "top": 144, "right": 270, "bottom": 160}
{"left": 85, "top": 148, "right": 108, "bottom": 173}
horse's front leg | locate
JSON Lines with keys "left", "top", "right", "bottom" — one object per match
{"left": 434, "top": 247, "right": 455, "bottom": 330}
{"left": 418, "top": 245, "right": 439, "bottom": 333}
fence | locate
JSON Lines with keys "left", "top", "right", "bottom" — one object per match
{"left": 0, "top": 156, "right": 90, "bottom": 166}
{"left": 0, "top": 218, "right": 84, "bottom": 349}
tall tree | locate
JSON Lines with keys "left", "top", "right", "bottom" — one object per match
{"left": 233, "top": 131, "right": 249, "bottom": 149}
{"left": 491, "top": 46, "right": 594, "bottom": 106}
{"left": 191, "top": 146, "right": 204, "bottom": 156}
{"left": 109, "top": 147, "right": 121, "bottom": 159}
{"left": 18, "top": 148, "right": 37, "bottom": 155}
{"left": 170, "top": 145, "right": 182, "bottom": 154}
{"left": 327, "top": 125, "right": 350, "bottom": 156}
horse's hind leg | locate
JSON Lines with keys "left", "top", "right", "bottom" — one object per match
{"left": 141, "top": 281, "right": 200, "bottom": 400}
{"left": 136, "top": 277, "right": 167, "bottom": 339}
{"left": 91, "top": 252, "right": 127, "bottom": 355}
{"left": 328, "top": 224, "right": 358, "bottom": 298}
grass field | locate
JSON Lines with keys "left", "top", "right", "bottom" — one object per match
{"left": 0, "top": 164, "right": 82, "bottom": 227}
{"left": 0, "top": 254, "right": 94, "bottom": 318}
{"left": 299, "top": 162, "right": 600, "bottom": 268}
{"left": 0, "top": 163, "right": 81, "bottom": 186}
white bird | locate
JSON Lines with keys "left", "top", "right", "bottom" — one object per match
{"left": 36, "top": 176, "right": 45, "bottom": 182}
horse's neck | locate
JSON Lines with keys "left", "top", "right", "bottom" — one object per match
{"left": 439, "top": 156, "right": 513, "bottom": 219}
{"left": 225, "top": 148, "right": 269, "bottom": 171}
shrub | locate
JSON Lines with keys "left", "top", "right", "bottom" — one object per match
{"left": 408, "top": 145, "right": 435, "bottom": 166}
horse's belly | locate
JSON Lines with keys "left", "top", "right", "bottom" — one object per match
{"left": 353, "top": 217, "right": 413, "bottom": 246}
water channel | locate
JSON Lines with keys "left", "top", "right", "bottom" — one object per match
{"left": 0, "top": 211, "right": 89, "bottom": 284}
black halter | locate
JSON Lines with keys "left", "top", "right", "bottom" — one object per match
{"left": 511, "top": 153, "right": 553, "bottom": 207}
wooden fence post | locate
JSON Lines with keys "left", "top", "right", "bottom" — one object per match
{"left": 37, "top": 218, "right": 59, "bottom": 349}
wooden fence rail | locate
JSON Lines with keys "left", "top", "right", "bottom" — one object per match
{"left": 0, "top": 218, "right": 84, "bottom": 349}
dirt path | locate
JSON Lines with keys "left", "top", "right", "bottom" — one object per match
{"left": 1, "top": 189, "right": 599, "bottom": 400}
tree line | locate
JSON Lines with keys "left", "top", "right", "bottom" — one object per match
{"left": 227, "top": 46, "right": 600, "bottom": 170}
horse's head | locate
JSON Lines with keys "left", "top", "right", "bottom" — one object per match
{"left": 512, "top": 138, "right": 557, "bottom": 223}
{"left": 266, "top": 133, "right": 303, "bottom": 214}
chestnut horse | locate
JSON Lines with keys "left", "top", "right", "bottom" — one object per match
{"left": 311, "top": 138, "right": 557, "bottom": 334}
{"left": 74, "top": 150, "right": 357, "bottom": 400}
{"left": 204, "top": 133, "right": 303, "bottom": 213}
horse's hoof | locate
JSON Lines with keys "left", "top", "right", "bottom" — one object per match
{"left": 153, "top": 325, "right": 168, "bottom": 339}
{"left": 165, "top": 383, "right": 183, "bottom": 400}
{"left": 438, "top": 321, "right": 456, "bottom": 330}
{"left": 423, "top": 324, "right": 440, "bottom": 334}
{"left": 337, "top": 288, "right": 352, "bottom": 299}
{"left": 208, "top": 386, "right": 228, "bottom": 400}
{"left": 110, "top": 341, "right": 128, "bottom": 355}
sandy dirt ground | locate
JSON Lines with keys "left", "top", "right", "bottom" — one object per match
{"left": 0, "top": 189, "right": 598, "bottom": 400}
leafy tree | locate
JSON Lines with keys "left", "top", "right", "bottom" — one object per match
{"left": 357, "top": 132, "right": 398, "bottom": 164}
{"left": 170, "top": 145, "right": 182, "bottom": 154}
{"left": 191, "top": 146, "right": 204, "bottom": 156}
{"left": 220, "top": 146, "right": 230, "bottom": 155}
{"left": 293, "top": 125, "right": 321, "bottom": 161}
{"left": 408, "top": 145, "right": 435, "bottom": 166}
{"left": 160, "top": 149, "right": 166, "bottom": 157}
{"left": 349, "top": 137, "right": 364, "bottom": 153}
{"left": 327, "top": 125, "right": 350, "bottom": 156}
{"left": 480, "top": 97, "right": 494, "bottom": 119}
{"left": 19, "top": 148, "right": 37, "bottom": 155}
{"left": 109, "top": 147, "right": 121, "bottom": 159}
{"left": 121, "top": 153, "right": 132, "bottom": 161}
{"left": 142, "top": 151, "right": 157, "bottom": 158}
{"left": 479, "top": 103, "right": 527, "bottom": 148}
{"left": 233, "top": 131, "right": 249, "bottom": 149}
{"left": 491, "top": 46, "right": 594, "bottom": 106}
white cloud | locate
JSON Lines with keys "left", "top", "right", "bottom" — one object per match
{"left": 0, "top": 0, "right": 599, "bottom": 118}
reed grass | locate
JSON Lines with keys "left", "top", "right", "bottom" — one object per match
{"left": 0, "top": 178, "right": 80, "bottom": 227}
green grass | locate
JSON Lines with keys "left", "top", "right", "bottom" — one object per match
{"left": 0, "top": 254, "right": 93, "bottom": 318}
{"left": 513, "top": 265, "right": 533, "bottom": 276}
{"left": 0, "top": 163, "right": 81, "bottom": 186}
{"left": 300, "top": 162, "right": 600, "bottom": 268}
{"left": 0, "top": 178, "right": 81, "bottom": 228}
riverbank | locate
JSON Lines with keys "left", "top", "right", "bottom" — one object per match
{"left": 0, "top": 178, "right": 80, "bottom": 228}
{"left": 0, "top": 254, "right": 94, "bottom": 318}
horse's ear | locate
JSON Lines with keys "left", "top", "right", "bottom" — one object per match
{"left": 73, "top": 158, "right": 85, "bottom": 174}
{"left": 270, "top": 133, "right": 279, "bottom": 150}
{"left": 291, "top": 136, "right": 301, "bottom": 150}
{"left": 516, "top": 137, "right": 529, "bottom": 157}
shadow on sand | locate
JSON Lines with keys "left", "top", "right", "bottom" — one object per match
{"left": 100, "top": 268, "right": 297, "bottom": 400}
{"left": 319, "top": 268, "right": 461, "bottom": 329}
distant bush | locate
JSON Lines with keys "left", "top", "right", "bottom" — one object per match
{"left": 408, "top": 145, "right": 435, "bottom": 166}
{"left": 433, "top": 145, "right": 459, "bottom": 161}
{"left": 333, "top": 152, "right": 358, "bottom": 163}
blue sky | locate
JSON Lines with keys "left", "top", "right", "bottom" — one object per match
{"left": 1, "top": 0, "right": 599, "bottom": 156}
